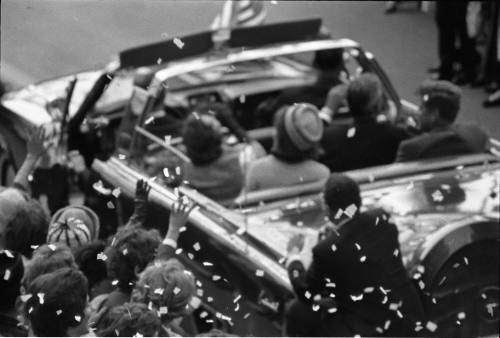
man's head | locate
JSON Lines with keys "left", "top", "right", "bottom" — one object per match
{"left": 3, "top": 197, "right": 49, "bottom": 259}
{"left": 131, "top": 258, "right": 197, "bottom": 324}
{"left": 182, "top": 113, "right": 223, "bottom": 166}
{"left": 74, "top": 240, "right": 107, "bottom": 295}
{"left": 417, "top": 80, "right": 462, "bottom": 131}
{"left": 347, "top": 73, "right": 385, "bottom": 120}
{"left": 22, "top": 244, "right": 77, "bottom": 290}
{"left": 272, "top": 103, "right": 323, "bottom": 162}
{"left": 24, "top": 267, "right": 89, "bottom": 337}
{"left": 0, "top": 250, "right": 24, "bottom": 313}
{"left": 313, "top": 48, "right": 344, "bottom": 72}
{"left": 324, "top": 173, "right": 362, "bottom": 223}
{"left": 97, "top": 302, "right": 161, "bottom": 337}
{"left": 106, "top": 227, "right": 161, "bottom": 293}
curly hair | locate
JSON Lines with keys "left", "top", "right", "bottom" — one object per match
{"left": 5, "top": 198, "right": 49, "bottom": 258}
{"left": 74, "top": 240, "right": 107, "bottom": 293}
{"left": 22, "top": 243, "right": 77, "bottom": 289}
{"left": 97, "top": 302, "right": 161, "bottom": 337}
{"left": 0, "top": 250, "right": 24, "bottom": 312}
{"left": 25, "top": 267, "right": 88, "bottom": 337}
{"left": 106, "top": 227, "right": 161, "bottom": 292}
{"left": 131, "top": 259, "right": 196, "bottom": 323}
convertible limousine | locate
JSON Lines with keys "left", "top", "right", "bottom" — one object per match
{"left": 1, "top": 18, "right": 498, "bottom": 337}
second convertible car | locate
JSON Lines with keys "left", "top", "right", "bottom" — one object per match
{"left": 1, "top": 18, "right": 499, "bottom": 337}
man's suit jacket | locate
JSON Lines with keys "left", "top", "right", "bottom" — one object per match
{"left": 396, "top": 124, "right": 489, "bottom": 162}
{"left": 288, "top": 209, "right": 425, "bottom": 336}
{"left": 320, "top": 119, "right": 410, "bottom": 172}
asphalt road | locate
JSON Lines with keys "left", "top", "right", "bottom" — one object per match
{"left": 1, "top": 0, "right": 499, "bottom": 138}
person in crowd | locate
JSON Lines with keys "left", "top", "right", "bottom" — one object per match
{"left": 320, "top": 73, "right": 410, "bottom": 172}
{"left": 2, "top": 198, "right": 49, "bottom": 261}
{"left": 22, "top": 243, "right": 78, "bottom": 291}
{"left": 24, "top": 267, "right": 89, "bottom": 337}
{"left": 245, "top": 103, "right": 330, "bottom": 192}
{"left": 255, "top": 48, "right": 346, "bottom": 128}
{"left": 396, "top": 80, "right": 490, "bottom": 161}
{"left": 46, "top": 205, "right": 101, "bottom": 252}
{"left": 96, "top": 302, "right": 162, "bottom": 337}
{"left": 284, "top": 173, "right": 425, "bottom": 336}
{"left": 0, "top": 250, "right": 27, "bottom": 337}
{"left": 131, "top": 259, "right": 197, "bottom": 336}
{"left": 433, "top": 1, "right": 480, "bottom": 84}
{"left": 74, "top": 240, "right": 110, "bottom": 299}
{"left": 182, "top": 107, "right": 265, "bottom": 205}
{"left": 0, "top": 126, "right": 50, "bottom": 259}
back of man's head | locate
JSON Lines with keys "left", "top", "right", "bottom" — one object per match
{"left": 182, "top": 113, "right": 223, "bottom": 166}
{"left": 5, "top": 199, "right": 49, "bottom": 258}
{"left": 23, "top": 244, "right": 77, "bottom": 289}
{"left": 25, "top": 267, "right": 88, "bottom": 337}
{"left": 324, "top": 173, "right": 361, "bottom": 220}
{"left": 97, "top": 302, "right": 161, "bottom": 337}
{"left": 0, "top": 250, "right": 24, "bottom": 313}
{"left": 347, "top": 73, "right": 384, "bottom": 120}
{"left": 418, "top": 80, "right": 462, "bottom": 124}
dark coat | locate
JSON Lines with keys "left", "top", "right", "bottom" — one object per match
{"left": 395, "top": 124, "right": 490, "bottom": 162}
{"left": 320, "top": 119, "right": 410, "bottom": 172}
{"left": 287, "top": 209, "right": 425, "bottom": 336}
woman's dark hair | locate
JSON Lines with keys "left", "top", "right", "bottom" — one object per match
{"left": 106, "top": 227, "right": 161, "bottom": 293}
{"left": 5, "top": 198, "right": 49, "bottom": 258}
{"left": 182, "top": 114, "right": 223, "bottom": 166}
{"left": 25, "top": 267, "right": 88, "bottom": 337}
{"left": 0, "top": 250, "right": 24, "bottom": 312}
{"left": 74, "top": 240, "right": 107, "bottom": 293}
{"left": 271, "top": 106, "right": 320, "bottom": 163}
{"left": 97, "top": 302, "right": 161, "bottom": 337}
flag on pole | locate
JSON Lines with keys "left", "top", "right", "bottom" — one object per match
{"left": 211, "top": 0, "right": 266, "bottom": 30}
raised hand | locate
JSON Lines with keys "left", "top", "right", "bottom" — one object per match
{"left": 26, "top": 125, "right": 49, "bottom": 158}
{"left": 135, "top": 179, "right": 151, "bottom": 202}
{"left": 168, "top": 196, "right": 196, "bottom": 234}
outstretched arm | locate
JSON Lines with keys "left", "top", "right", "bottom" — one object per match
{"left": 156, "top": 196, "right": 196, "bottom": 261}
{"left": 125, "top": 179, "right": 151, "bottom": 228}
{"left": 13, "top": 126, "right": 49, "bottom": 192}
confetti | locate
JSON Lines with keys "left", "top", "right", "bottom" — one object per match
{"left": 112, "top": 188, "right": 121, "bottom": 198}
{"left": 368, "top": 174, "right": 375, "bottom": 182}
{"left": 175, "top": 248, "right": 183, "bottom": 255}
{"left": 212, "top": 275, "right": 221, "bottom": 281}
{"left": 233, "top": 295, "right": 242, "bottom": 303}
{"left": 197, "top": 289, "right": 204, "bottom": 297}
{"left": 122, "top": 248, "right": 128, "bottom": 255}
{"left": 157, "top": 58, "right": 162, "bottom": 65}
{"left": 239, "top": 95, "right": 246, "bottom": 103}
{"left": 145, "top": 116, "right": 155, "bottom": 125}
{"left": 97, "top": 252, "right": 107, "bottom": 261}
{"left": 393, "top": 249, "right": 399, "bottom": 257}
{"left": 457, "top": 312, "right": 466, "bottom": 320}
{"left": 3, "top": 269, "right": 11, "bottom": 281}
{"left": 344, "top": 204, "right": 357, "bottom": 218}
{"left": 154, "top": 288, "right": 164, "bottom": 295}
{"left": 37, "top": 293, "right": 44, "bottom": 304}
{"left": 347, "top": 127, "right": 356, "bottom": 138}
{"left": 382, "top": 295, "right": 388, "bottom": 304}
{"left": 364, "top": 287, "right": 374, "bottom": 293}
{"left": 326, "top": 282, "right": 336, "bottom": 288}
{"left": 397, "top": 310, "right": 403, "bottom": 318}
{"left": 350, "top": 294, "right": 363, "bottom": 302}
{"left": 236, "top": 227, "right": 246, "bottom": 235}
{"left": 452, "top": 262, "right": 460, "bottom": 268}
{"left": 30, "top": 245, "right": 39, "bottom": 250}
{"left": 187, "top": 252, "right": 194, "bottom": 260}
{"left": 112, "top": 280, "right": 119, "bottom": 286}
{"left": 384, "top": 320, "right": 391, "bottom": 330}
{"left": 389, "top": 303, "right": 399, "bottom": 311}
{"left": 202, "top": 261, "right": 213, "bottom": 267}
{"left": 255, "top": 269, "right": 264, "bottom": 277}
{"left": 304, "top": 291, "right": 312, "bottom": 299}
{"left": 425, "top": 321, "right": 437, "bottom": 332}
{"left": 416, "top": 265, "right": 425, "bottom": 273}
{"left": 107, "top": 201, "right": 115, "bottom": 209}
{"left": 75, "top": 315, "right": 81, "bottom": 322}
{"left": 118, "top": 154, "right": 127, "bottom": 160}
{"left": 376, "top": 327, "right": 384, "bottom": 334}
{"left": 173, "top": 37, "right": 184, "bottom": 49}
{"left": 20, "top": 294, "right": 32, "bottom": 302}
{"left": 432, "top": 190, "right": 444, "bottom": 202}
{"left": 173, "top": 287, "right": 181, "bottom": 295}
{"left": 355, "top": 243, "right": 361, "bottom": 250}
{"left": 56, "top": 310, "right": 62, "bottom": 316}
{"left": 312, "top": 304, "right": 320, "bottom": 312}
{"left": 207, "top": 297, "right": 213, "bottom": 302}
{"left": 48, "top": 244, "right": 57, "bottom": 251}
{"left": 438, "top": 276, "right": 447, "bottom": 285}
{"left": 243, "top": 313, "right": 250, "bottom": 319}
{"left": 28, "top": 307, "right": 34, "bottom": 314}
{"left": 327, "top": 307, "right": 337, "bottom": 313}
{"left": 360, "top": 255, "right": 366, "bottom": 262}
{"left": 375, "top": 217, "right": 379, "bottom": 226}
{"left": 200, "top": 311, "right": 208, "bottom": 319}
{"left": 193, "top": 242, "right": 201, "bottom": 251}
{"left": 463, "top": 257, "right": 469, "bottom": 265}
{"left": 331, "top": 244, "right": 337, "bottom": 252}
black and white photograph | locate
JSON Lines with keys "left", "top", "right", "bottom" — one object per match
{"left": 0, "top": 1, "right": 499, "bottom": 337}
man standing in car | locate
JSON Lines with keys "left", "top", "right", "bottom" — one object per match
{"left": 285, "top": 173, "right": 425, "bottom": 337}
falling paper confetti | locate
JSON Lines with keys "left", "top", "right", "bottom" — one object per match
{"left": 425, "top": 321, "right": 438, "bottom": 332}
{"left": 193, "top": 242, "right": 201, "bottom": 251}
{"left": 112, "top": 188, "right": 121, "bottom": 198}
{"left": 3, "top": 269, "right": 11, "bottom": 281}
{"left": 97, "top": 252, "right": 107, "bottom": 261}
{"left": 56, "top": 310, "right": 62, "bottom": 316}
{"left": 173, "top": 38, "right": 184, "bottom": 49}
{"left": 144, "top": 116, "right": 155, "bottom": 125}
{"left": 347, "top": 127, "right": 356, "bottom": 138}
{"left": 350, "top": 294, "right": 363, "bottom": 302}
{"left": 75, "top": 315, "right": 82, "bottom": 322}
{"left": 243, "top": 313, "right": 251, "bottom": 319}
{"left": 312, "top": 304, "right": 320, "bottom": 312}
{"left": 48, "top": 244, "right": 57, "bottom": 251}
{"left": 37, "top": 293, "right": 45, "bottom": 304}
{"left": 21, "top": 294, "right": 33, "bottom": 302}
{"left": 432, "top": 190, "right": 444, "bottom": 202}
{"left": 364, "top": 287, "right": 374, "bottom": 293}
{"left": 107, "top": 201, "right": 115, "bottom": 209}
{"left": 255, "top": 269, "right": 264, "bottom": 277}
{"left": 173, "top": 287, "right": 181, "bottom": 295}
{"left": 360, "top": 256, "right": 366, "bottom": 262}
{"left": 213, "top": 275, "right": 221, "bottom": 281}
{"left": 457, "top": 312, "right": 466, "bottom": 320}
{"left": 331, "top": 244, "right": 337, "bottom": 252}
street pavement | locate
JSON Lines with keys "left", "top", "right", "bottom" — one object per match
{"left": 1, "top": 0, "right": 499, "bottom": 138}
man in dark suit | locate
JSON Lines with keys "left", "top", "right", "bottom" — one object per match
{"left": 320, "top": 73, "right": 410, "bottom": 172}
{"left": 396, "top": 80, "right": 490, "bottom": 162}
{"left": 284, "top": 174, "right": 425, "bottom": 337}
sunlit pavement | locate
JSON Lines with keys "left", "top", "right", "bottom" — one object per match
{"left": 1, "top": 1, "right": 499, "bottom": 138}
